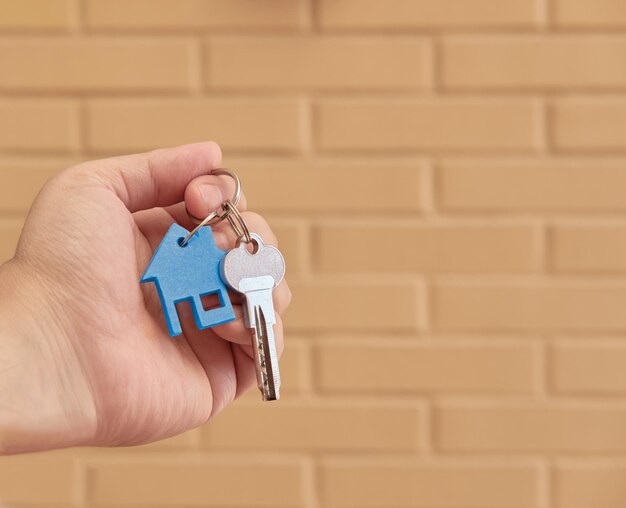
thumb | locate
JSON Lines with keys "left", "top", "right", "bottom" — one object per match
{"left": 184, "top": 173, "right": 248, "bottom": 223}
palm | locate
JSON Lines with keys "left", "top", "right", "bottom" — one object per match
{"left": 17, "top": 148, "right": 261, "bottom": 446}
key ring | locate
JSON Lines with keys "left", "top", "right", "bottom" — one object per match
{"left": 223, "top": 200, "right": 253, "bottom": 245}
{"left": 180, "top": 168, "right": 242, "bottom": 247}
{"left": 185, "top": 168, "right": 242, "bottom": 226}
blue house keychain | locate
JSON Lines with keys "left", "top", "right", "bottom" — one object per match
{"left": 141, "top": 222, "right": 235, "bottom": 336}
{"left": 141, "top": 169, "right": 245, "bottom": 336}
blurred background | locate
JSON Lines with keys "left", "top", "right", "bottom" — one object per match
{"left": 1, "top": 0, "right": 626, "bottom": 506}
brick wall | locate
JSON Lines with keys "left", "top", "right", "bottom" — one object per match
{"left": 1, "top": 0, "right": 626, "bottom": 506}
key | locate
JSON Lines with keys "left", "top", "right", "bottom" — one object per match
{"left": 221, "top": 233, "right": 286, "bottom": 401}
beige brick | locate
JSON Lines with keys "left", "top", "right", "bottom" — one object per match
{"left": 0, "top": 218, "right": 23, "bottom": 263}
{"left": 554, "top": 98, "right": 626, "bottom": 151}
{"left": 280, "top": 339, "right": 311, "bottom": 394}
{"left": 444, "top": 36, "right": 626, "bottom": 89}
{"left": 317, "top": 341, "right": 536, "bottom": 394}
{"left": 86, "top": 99, "right": 303, "bottom": 153}
{"left": 269, "top": 219, "right": 308, "bottom": 276}
{"left": 551, "top": 223, "right": 626, "bottom": 272}
{"left": 0, "top": 99, "right": 78, "bottom": 153}
{"left": 208, "top": 37, "right": 430, "bottom": 91}
{"left": 317, "top": 99, "right": 540, "bottom": 152}
{"left": 555, "top": 462, "right": 626, "bottom": 508}
{"left": 0, "top": 157, "right": 73, "bottom": 212}
{"left": 0, "top": 38, "right": 192, "bottom": 91}
{"left": 438, "top": 403, "right": 626, "bottom": 452}
{"left": 0, "top": 455, "right": 78, "bottom": 505}
{"left": 203, "top": 400, "right": 423, "bottom": 451}
{"left": 321, "top": 458, "right": 540, "bottom": 508}
{"left": 87, "top": 0, "right": 304, "bottom": 30}
{"left": 441, "top": 159, "right": 626, "bottom": 211}
{"left": 316, "top": 221, "right": 537, "bottom": 274}
{"left": 224, "top": 158, "right": 427, "bottom": 213}
{"left": 318, "top": 0, "right": 539, "bottom": 29}
{"left": 288, "top": 280, "right": 422, "bottom": 332}
{"left": 0, "top": 0, "right": 73, "bottom": 30}
{"left": 555, "top": 0, "right": 626, "bottom": 27}
{"left": 434, "top": 283, "right": 626, "bottom": 331}
{"left": 89, "top": 457, "right": 305, "bottom": 506}
{"left": 553, "top": 341, "right": 626, "bottom": 394}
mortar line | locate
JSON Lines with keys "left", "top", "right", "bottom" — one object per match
{"left": 71, "top": 0, "right": 85, "bottom": 36}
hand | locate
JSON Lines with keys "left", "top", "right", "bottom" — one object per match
{"left": 0, "top": 142, "right": 291, "bottom": 454}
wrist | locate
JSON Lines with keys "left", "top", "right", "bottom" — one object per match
{"left": 0, "top": 259, "right": 96, "bottom": 454}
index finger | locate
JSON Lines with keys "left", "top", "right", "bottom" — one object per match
{"left": 75, "top": 141, "right": 223, "bottom": 213}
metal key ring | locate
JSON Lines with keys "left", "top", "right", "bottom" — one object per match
{"left": 180, "top": 168, "right": 242, "bottom": 247}
{"left": 186, "top": 168, "right": 242, "bottom": 226}
{"left": 223, "top": 199, "right": 253, "bottom": 245}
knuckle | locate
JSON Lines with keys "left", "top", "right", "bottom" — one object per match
{"left": 275, "top": 315, "right": 285, "bottom": 357}
{"left": 283, "top": 282, "right": 293, "bottom": 308}
{"left": 241, "top": 212, "right": 277, "bottom": 244}
{"left": 274, "top": 281, "right": 292, "bottom": 314}
{"left": 241, "top": 211, "right": 265, "bottom": 226}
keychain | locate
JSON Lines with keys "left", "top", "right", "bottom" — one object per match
{"left": 141, "top": 168, "right": 285, "bottom": 401}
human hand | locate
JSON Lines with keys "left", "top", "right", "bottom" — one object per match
{"left": 0, "top": 142, "right": 291, "bottom": 454}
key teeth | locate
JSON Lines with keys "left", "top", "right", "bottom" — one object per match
{"left": 253, "top": 304, "right": 280, "bottom": 401}
{"left": 259, "top": 347, "right": 269, "bottom": 391}
{"left": 255, "top": 312, "right": 271, "bottom": 398}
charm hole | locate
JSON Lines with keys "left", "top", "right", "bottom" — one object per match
{"left": 177, "top": 237, "right": 187, "bottom": 248}
{"left": 245, "top": 238, "right": 260, "bottom": 254}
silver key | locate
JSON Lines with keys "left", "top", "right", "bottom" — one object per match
{"left": 221, "top": 233, "right": 286, "bottom": 401}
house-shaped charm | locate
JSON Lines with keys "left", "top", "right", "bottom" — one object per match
{"left": 141, "top": 223, "right": 235, "bottom": 337}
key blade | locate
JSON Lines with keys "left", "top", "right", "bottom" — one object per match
{"left": 240, "top": 276, "right": 275, "bottom": 329}
{"left": 253, "top": 305, "right": 281, "bottom": 401}
{"left": 236, "top": 276, "right": 282, "bottom": 402}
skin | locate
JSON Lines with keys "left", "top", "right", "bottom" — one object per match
{"left": 0, "top": 142, "right": 291, "bottom": 454}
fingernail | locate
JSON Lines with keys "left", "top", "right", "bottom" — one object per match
{"left": 199, "top": 184, "right": 222, "bottom": 208}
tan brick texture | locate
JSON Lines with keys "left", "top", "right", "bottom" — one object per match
{"left": 0, "top": 0, "right": 625, "bottom": 507}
